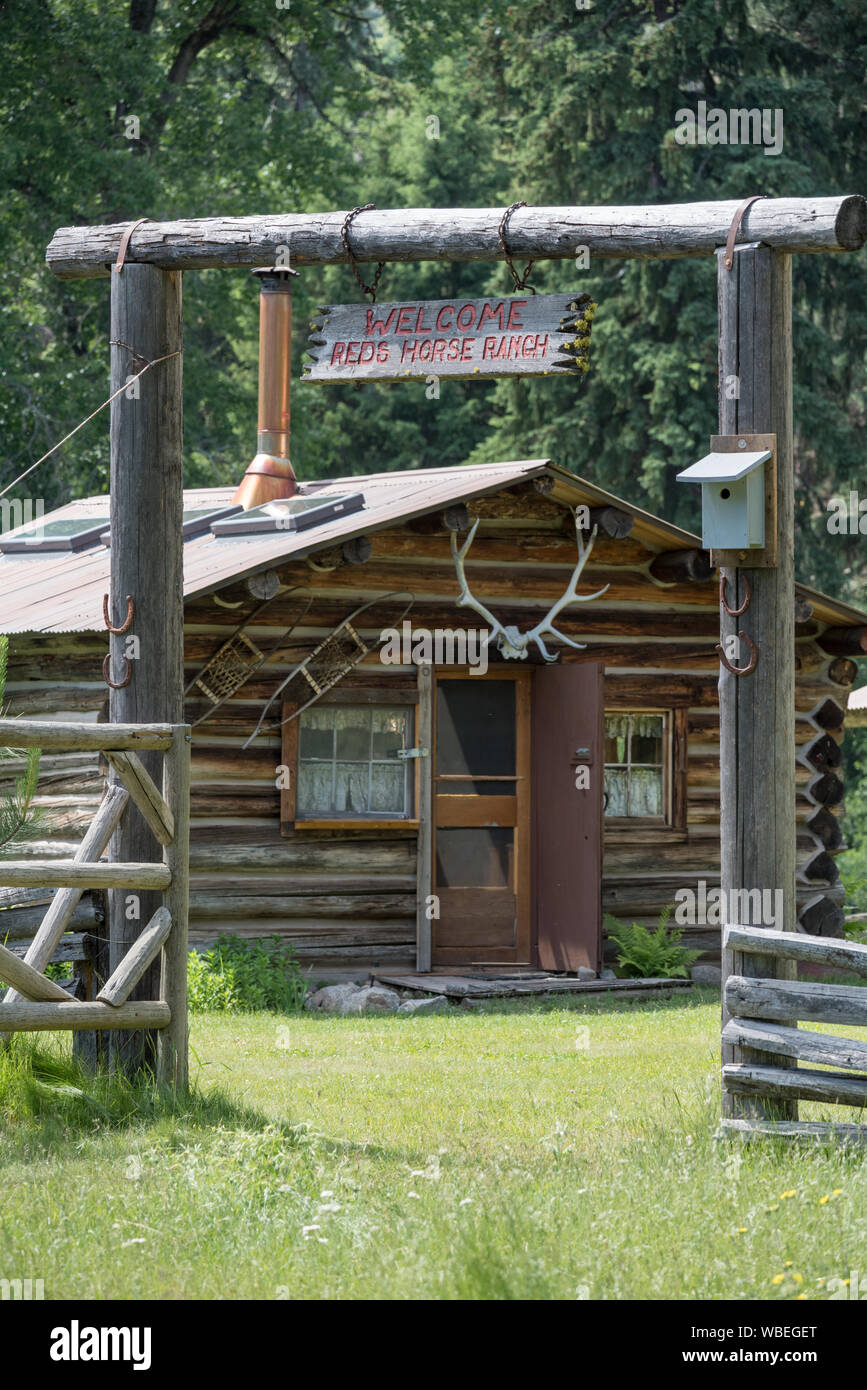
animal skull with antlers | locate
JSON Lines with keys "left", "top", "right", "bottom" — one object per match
{"left": 450, "top": 508, "right": 609, "bottom": 663}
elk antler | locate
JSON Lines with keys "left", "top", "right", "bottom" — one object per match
{"left": 450, "top": 521, "right": 522, "bottom": 657}
{"left": 523, "top": 513, "right": 610, "bottom": 662}
{"left": 450, "top": 509, "right": 610, "bottom": 663}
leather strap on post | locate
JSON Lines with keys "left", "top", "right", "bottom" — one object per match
{"left": 723, "top": 195, "right": 768, "bottom": 270}
{"left": 113, "top": 217, "right": 152, "bottom": 273}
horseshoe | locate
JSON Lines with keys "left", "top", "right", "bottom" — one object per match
{"left": 716, "top": 632, "right": 759, "bottom": 678}
{"left": 102, "top": 652, "right": 133, "bottom": 689}
{"left": 719, "top": 571, "right": 750, "bottom": 617}
{"left": 103, "top": 594, "right": 135, "bottom": 635}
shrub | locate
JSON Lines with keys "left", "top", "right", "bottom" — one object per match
{"left": 187, "top": 935, "right": 309, "bottom": 1014}
{"left": 603, "top": 906, "right": 702, "bottom": 980}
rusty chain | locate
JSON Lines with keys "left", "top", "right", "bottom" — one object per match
{"left": 498, "top": 201, "right": 536, "bottom": 294}
{"left": 341, "top": 204, "right": 386, "bottom": 302}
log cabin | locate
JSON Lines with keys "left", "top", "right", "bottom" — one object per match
{"left": 0, "top": 456, "right": 863, "bottom": 983}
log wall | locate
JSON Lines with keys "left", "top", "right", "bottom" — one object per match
{"left": 1, "top": 481, "right": 858, "bottom": 979}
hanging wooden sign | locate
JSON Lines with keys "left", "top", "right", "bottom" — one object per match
{"left": 303, "top": 292, "right": 595, "bottom": 382}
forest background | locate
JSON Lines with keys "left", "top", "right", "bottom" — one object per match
{"left": 2, "top": 0, "right": 867, "bottom": 893}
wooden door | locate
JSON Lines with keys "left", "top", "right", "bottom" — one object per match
{"left": 532, "top": 663, "right": 604, "bottom": 972}
{"left": 431, "top": 670, "right": 531, "bottom": 965}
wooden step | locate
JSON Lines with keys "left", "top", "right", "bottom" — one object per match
{"left": 723, "top": 1017, "right": 867, "bottom": 1072}
{"left": 723, "top": 1062, "right": 867, "bottom": 1107}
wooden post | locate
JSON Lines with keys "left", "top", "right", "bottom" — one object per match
{"left": 158, "top": 726, "right": 190, "bottom": 1089}
{"left": 108, "top": 263, "right": 184, "bottom": 1076}
{"left": 717, "top": 244, "right": 797, "bottom": 1121}
{"left": 415, "top": 663, "right": 433, "bottom": 972}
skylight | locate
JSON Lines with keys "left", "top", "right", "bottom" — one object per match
{"left": 209, "top": 492, "right": 365, "bottom": 537}
{"left": 0, "top": 516, "right": 110, "bottom": 553}
{"left": 99, "top": 505, "right": 244, "bottom": 547}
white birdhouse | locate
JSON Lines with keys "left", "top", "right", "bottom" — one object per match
{"left": 676, "top": 447, "right": 771, "bottom": 550}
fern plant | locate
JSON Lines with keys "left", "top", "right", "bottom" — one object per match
{"left": 604, "top": 905, "right": 702, "bottom": 980}
{"left": 0, "top": 636, "right": 41, "bottom": 851}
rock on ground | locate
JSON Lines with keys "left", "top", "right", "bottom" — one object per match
{"left": 577, "top": 966, "right": 597, "bottom": 981}
{"left": 397, "top": 995, "right": 450, "bottom": 1015}
{"left": 344, "top": 985, "right": 401, "bottom": 1014}
{"left": 305, "top": 983, "right": 364, "bottom": 1014}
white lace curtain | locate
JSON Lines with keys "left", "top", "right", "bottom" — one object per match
{"left": 297, "top": 707, "right": 409, "bottom": 815}
{"left": 604, "top": 713, "right": 664, "bottom": 817}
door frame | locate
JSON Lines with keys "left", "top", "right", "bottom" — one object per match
{"left": 430, "top": 666, "right": 532, "bottom": 967}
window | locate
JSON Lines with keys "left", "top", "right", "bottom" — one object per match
{"left": 604, "top": 713, "right": 667, "bottom": 819}
{"left": 295, "top": 705, "right": 414, "bottom": 819}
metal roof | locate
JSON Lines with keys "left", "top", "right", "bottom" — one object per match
{"left": 1, "top": 459, "right": 865, "bottom": 634}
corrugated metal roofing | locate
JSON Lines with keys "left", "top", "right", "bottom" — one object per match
{"left": 1, "top": 460, "right": 865, "bottom": 633}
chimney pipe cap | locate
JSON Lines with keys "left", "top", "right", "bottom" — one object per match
{"left": 252, "top": 265, "right": 300, "bottom": 287}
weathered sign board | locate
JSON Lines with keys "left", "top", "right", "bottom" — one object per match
{"left": 304, "top": 292, "right": 595, "bottom": 382}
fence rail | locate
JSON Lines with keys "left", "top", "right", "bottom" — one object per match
{"left": 721, "top": 922, "right": 867, "bottom": 1143}
{"left": 0, "top": 720, "right": 190, "bottom": 1088}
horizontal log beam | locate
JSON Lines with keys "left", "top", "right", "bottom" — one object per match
{"left": 649, "top": 548, "right": 713, "bottom": 584}
{"left": 0, "top": 939, "right": 70, "bottom": 1001}
{"left": 0, "top": 1000, "right": 170, "bottom": 1031}
{"left": 0, "top": 861, "right": 171, "bottom": 890}
{"left": 46, "top": 197, "right": 867, "bottom": 279}
{"left": 725, "top": 974, "right": 867, "bottom": 1027}
{"left": 0, "top": 897, "right": 101, "bottom": 939}
{"left": 719, "top": 1118, "right": 867, "bottom": 1144}
{"left": 723, "top": 923, "right": 867, "bottom": 977}
{"left": 723, "top": 1063, "right": 867, "bottom": 1108}
{"left": 5, "top": 933, "right": 96, "bottom": 966}
{"left": 817, "top": 625, "right": 867, "bottom": 656}
{"left": 0, "top": 720, "right": 174, "bottom": 751}
{"left": 723, "top": 1016, "right": 867, "bottom": 1071}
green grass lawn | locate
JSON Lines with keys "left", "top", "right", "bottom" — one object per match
{"left": 1, "top": 988, "right": 865, "bottom": 1300}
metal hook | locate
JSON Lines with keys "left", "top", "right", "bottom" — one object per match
{"left": 103, "top": 593, "right": 134, "bottom": 635}
{"left": 716, "top": 632, "right": 759, "bottom": 677}
{"left": 719, "top": 571, "right": 750, "bottom": 617}
{"left": 102, "top": 652, "right": 133, "bottom": 689}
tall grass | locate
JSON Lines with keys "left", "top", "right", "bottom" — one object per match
{"left": 1, "top": 994, "right": 865, "bottom": 1300}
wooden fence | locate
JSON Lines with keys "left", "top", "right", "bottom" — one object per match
{"left": 721, "top": 923, "right": 867, "bottom": 1143}
{"left": 0, "top": 720, "right": 190, "bottom": 1088}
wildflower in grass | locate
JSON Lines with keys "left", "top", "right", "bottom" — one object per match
{"left": 780, "top": 1189, "right": 796, "bottom": 1199}
{"left": 771, "top": 1273, "right": 785, "bottom": 1285}
{"left": 819, "top": 1194, "right": 831, "bottom": 1205}
{"left": 795, "top": 1294, "right": 809, "bottom": 1301}
{"left": 833, "top": 1188, "right": 843, "bottom": 1196}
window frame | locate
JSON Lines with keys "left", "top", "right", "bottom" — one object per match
{"left": 280, "top": 694, "right": 420, "bottom": 833}
{"left": 602, "top": 707, "right": 688, "bottom": 833}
